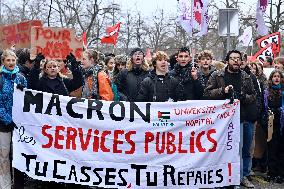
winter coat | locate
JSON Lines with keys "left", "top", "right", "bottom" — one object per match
{"left": 28, "top": 66, "right": 83, "bottom": 96}
{"left": 137, "top": 71, "right": 178, "bottom": 102}
{"left": 0, "top": 66, "right": 27, "bottom": 132}
{"left": 204, "top": 67, "right": 257, "bottom": 122}
{"left": 115, "top": 68, "right": 149, "bottom": 102}
{"left": 170, "top": 63, "right": 204, "bottom": 101}
{"left": 197, "top": 66, "right": 216, "bottom": 88}
{"left": 243, "top": 66, "right": 262, "bottom": 122}
{"left": 263, "top": 86, "right": 284, "bottom": 134}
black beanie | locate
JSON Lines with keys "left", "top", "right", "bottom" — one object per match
{"left": 130, "top": 48, "right": 144, "bottom": 57}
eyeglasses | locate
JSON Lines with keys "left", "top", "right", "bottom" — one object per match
{"left": 229, "top": 57, "right": 241, "bottom": 61}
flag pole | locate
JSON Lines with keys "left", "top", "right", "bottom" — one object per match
{"left": 245, "top": 37, "right": 253, "bottom": 56}
{"left": 190, "top": 0, "right": 195, "bottom": 64}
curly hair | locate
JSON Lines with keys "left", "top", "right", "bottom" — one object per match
{"left": 197, "top": 50, "right": 213, "bottom": 60}
{"left": 268, "top": 69, "right": 284, "bottom": 101}
{"left": 152, "top": 51, "right": 169, "bottom": 66}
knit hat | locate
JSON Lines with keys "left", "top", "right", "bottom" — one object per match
{"left": 130, "top": 48, "right": 144, "bottom": 57}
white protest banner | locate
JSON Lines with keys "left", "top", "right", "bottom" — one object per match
{"left": 12, "top": 87, "right": 240, "bottom": 188}
{"left": 30, "top": 27, "right": 83, "bottom": 60}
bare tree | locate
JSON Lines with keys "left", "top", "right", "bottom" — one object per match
{"left": 267, "top": 0, "right": 284, "bottom": 32}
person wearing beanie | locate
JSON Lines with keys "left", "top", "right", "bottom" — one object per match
{"left": 137, "top": 51, "right": 178, "bottom": 102}
{"left": 169, "top": 47, "right": 204, "bottom": 100}
{"left": 115, "top": 48, "right": 149, "bottom": 101}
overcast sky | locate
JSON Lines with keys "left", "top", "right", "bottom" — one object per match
{"left": 114, "top": 0, "right": 257, "bottom": 16}
{"left": 116, "top": 0, "right": 178, "bottom": 16}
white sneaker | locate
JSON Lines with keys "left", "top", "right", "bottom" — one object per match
{"left": 241, "top": 176, "right": 255, "bottom": 188}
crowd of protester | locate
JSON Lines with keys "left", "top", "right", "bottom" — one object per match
{"left": 0, "top": 46, "right": 283, "bottom": 189}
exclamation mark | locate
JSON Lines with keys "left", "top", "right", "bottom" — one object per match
{"left": 228, "top": 163, "right": 232, "bottom": 182}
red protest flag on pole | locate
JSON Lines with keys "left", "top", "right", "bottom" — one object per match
{"left": 82, "top": 32, "right": 87, "bottom": 47}
{"left": 101, "top": 22, "right": 121, "bottom": 45}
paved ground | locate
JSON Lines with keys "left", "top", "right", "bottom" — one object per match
{"left": 248, "top": 172, "right": 284, "bottom": 189}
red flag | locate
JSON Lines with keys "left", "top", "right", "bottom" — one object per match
{"left": 101, "top": 22, "right": 121, "bottom": 45}
{"left": 82, "top": 32, "right": 87, "bottom": 47}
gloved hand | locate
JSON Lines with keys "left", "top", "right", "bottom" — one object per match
{"left": 33, "top": 53, "right": 45, "bottom": 69}
{"left": 16, "top": 84, "right": 24, "bottom": 91}
{"left": 8, "top": 121, "right": 18, "bottom": 129}
{"left": 66, "top": 53, "right": 80, "bottom": 71}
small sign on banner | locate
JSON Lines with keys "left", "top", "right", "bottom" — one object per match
{"left": 30, "top": 27, "right": 83, "bottom": 60}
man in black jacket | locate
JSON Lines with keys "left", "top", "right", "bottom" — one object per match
{"left": 137, "top": 51, "right": 178, "bottom": 102}
{"left": 115, "top": 48, "right": 149, "bottom": 102}
{"left": 204, "top": 50, "right": 256, "bottom": 188}
{"left": 170, "top": 47, "right": 204, "bottom": 101}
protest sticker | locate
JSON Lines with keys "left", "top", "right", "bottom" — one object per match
{"left": 12, "top": 87, "right": 240, "bottom": 188}
{"left": 0, "top": 20, "right": 42, "bottom": 49}
{"left": 30, "top": 27, "right": 83, "bottom": 60}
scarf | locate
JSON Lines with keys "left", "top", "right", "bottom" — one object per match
{"left": 272, "top": 84, "right": 281, "bottom": 90}
{"left": 1, "top": 65, "right": 19, "bottom": 80}
{"left": 82, "top": 64, "right": 103, "bottom": 99}
{"left": 1, "top": 65, "right": 19, "bottom": 74}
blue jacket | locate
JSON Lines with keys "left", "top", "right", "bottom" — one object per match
{"left": 0, "top": 66, "right": 27, "bottom": 129}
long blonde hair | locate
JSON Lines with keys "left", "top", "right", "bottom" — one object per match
{"left": 127, "top": 57, "right": 149, "bottom": 71}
